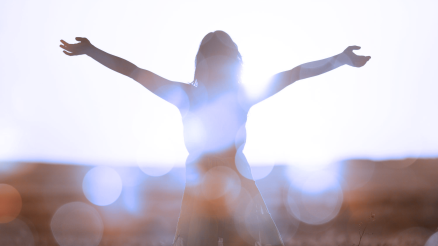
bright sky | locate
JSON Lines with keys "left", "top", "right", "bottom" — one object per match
{"left": 1, "top": 0, "right": 437, "bottom": 167}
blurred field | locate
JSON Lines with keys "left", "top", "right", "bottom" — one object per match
{"left": 1, "top": 159, "right": 438, "bottom": 246}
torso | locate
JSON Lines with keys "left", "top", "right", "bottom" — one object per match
{"left": 181, "top": 83, "right": 250, "bottom": 159}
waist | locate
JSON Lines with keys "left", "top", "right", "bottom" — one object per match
{"left": 188, "top": 146, "right": 236, "bottom": 160}
{"left": 185, "top": 147, "right": 237, "bottom": 171}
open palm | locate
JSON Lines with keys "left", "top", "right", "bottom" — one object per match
{"left": 60, "top": 37, "right": 92, "bottom": 56}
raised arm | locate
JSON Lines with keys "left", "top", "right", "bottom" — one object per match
{"left": 247, "top": 46, "right": 371, "bottom": 106}
{"left": 59, "top": 37, "right": 190, "bottom": 108}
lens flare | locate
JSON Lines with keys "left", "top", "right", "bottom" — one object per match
{"left": 0, "top": 184, "right": 22, "bottom": 223}
{"left": 83, "top": 167, "right": 123, "bottom": 206}
{"left": 51, "top": 202, "right": 103, "bottom": 246}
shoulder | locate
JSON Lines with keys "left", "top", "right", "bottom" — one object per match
{"left": 154, "top": 82, "right": 193, "bottom": 110}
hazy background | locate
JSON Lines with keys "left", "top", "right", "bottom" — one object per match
{"left": 2, "top": 2, "right": 438, "bottom": 246}
{"left": 1, "top": 0, "right": 438, "bottom": 168}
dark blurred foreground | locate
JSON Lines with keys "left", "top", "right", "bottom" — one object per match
{"left": 1, "top": 159, "right": 438, "bottom": 246}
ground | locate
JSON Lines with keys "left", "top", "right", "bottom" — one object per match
{"left": 1, "top": 159, "right": 437, "bottom": 246}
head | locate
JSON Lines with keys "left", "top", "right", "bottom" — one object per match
{"left": 193, "top": 31, "right": 242, "bottom": 87}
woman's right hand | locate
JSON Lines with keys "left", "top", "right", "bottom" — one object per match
{"left": 60, "top": 37, "right": 93, "bottom": 56}
{"left": 341, "top": 46, "right": 371, "bottom": 68}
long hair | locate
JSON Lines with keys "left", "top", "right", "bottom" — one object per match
{"left": 192, "top": 31, "right": 242, "bottom": 87}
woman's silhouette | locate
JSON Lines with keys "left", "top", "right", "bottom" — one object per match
{"left": 60, "top": 31, "right": 370, "bottom": 246}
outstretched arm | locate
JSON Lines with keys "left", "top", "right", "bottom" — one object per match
{"left": 247, "top": 46, "right": 371, "bottom": 106}
{"left": 59, "top": 37, "right": 190, "bottom": 107}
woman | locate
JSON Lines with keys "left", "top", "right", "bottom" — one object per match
{"left": 60, "top": 31, "right": 370, "bottom": 246}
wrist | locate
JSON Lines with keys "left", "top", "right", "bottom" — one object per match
{"left": 336, "top": 52, "right": 349, "bottom": 66}
{"left": 85, "top": 45, "right": 97, "bottom": 56}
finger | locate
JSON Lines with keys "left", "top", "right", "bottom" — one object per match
{"left": 350, "top": 45, "right": 361, "bottom": 50}
{"left": 60, "top": 40, "right": 70, "bottom": 46}
{"left": 358, "top": 57, "right": 371, "bottom": 67}
{"left": 63, "top": 50, "right": 75, "bottom": 56}
{"left": 76, "top": 37, "right": 87, "bottom": 42}
{"left": 60, "top": 44, "right": 73, "bottom": 52}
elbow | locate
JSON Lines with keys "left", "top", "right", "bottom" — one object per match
{"left": 289, "top": 66, "right": 301, "bottom": 83}
{"left": 126, "top": 66, "right": 139, "bottom": 79}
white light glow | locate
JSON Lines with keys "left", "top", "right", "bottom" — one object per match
{"left": 1, "top": 0, "right": 438, "bottom": 166}
{"left": 286, "top": 163, "right": 342, "bottom": 192}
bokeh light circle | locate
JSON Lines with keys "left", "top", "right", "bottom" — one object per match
{"left": 286, "top": 163, "right": 342, "bottom": 193}
{"left": 301, "top": 170, "right": 340, "bottom": 194}
{"left": 425, "top": 232, "right": 438, "bottom": 246}
{"left": 138, "top": 162, "right": 174, "bottom": 177}
{"left": 0, "top": 218, "right": 34, "bottom": 246}
{"left": 235, "top": 150, "right": 254, "bottom": 180}
{"left": 0, "top": 184, "right": 22, "bottom": 223}
{"left": 83, "top": 166, "right": 123, "bottom": 206}
{"left": 286, "top": 170, "right": 343, "bottom": 225}
{"left": 51, "top": 202, "right": 103, "bottom": 246}
{"left": 241, "top": 143, "right": 276, "bottom": 180}
{"left": 250, "top": 165, "right": 275, "bottom": 180}
{"left": 235, "top": 123, "right": 276, "bottom": 181}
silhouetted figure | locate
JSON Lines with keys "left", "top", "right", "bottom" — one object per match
{"left": 60, "top": 31, "right": 370, "bottom": 246}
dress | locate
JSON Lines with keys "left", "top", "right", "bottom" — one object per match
{"left": 173, "top": 151, "right": 284, "bottom": 246}
{"left": 171, "top": 83, "right": 284, "bottom": 246}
